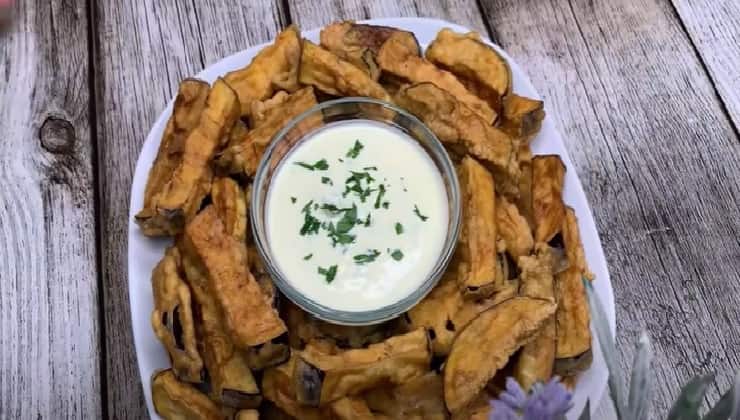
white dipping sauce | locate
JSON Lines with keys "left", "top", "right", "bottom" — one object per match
{"left": 266, "top": 120, "right": 449, "bottom": 312}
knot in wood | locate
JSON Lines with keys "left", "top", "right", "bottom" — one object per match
{"left": 39, "top": 116, "right": 75, "bottom": 154}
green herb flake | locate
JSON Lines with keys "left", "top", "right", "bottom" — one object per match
{"left": 353, "top": 249, "right": 381, "bottom": 264}
{"left": 321, "top": 176, "right": 333, "bottom": 186}
{"left": 364, "top": 213, "right": 371, "bottom": 227}
{"left": 363, "top": 166, "right": 378, "bottom": 171}
{"left": 303, "top": 253, "right": 313, "bottom": 260}
{"left": 291, "top": 197, "right": 297, "bottom": 204}
{"left": 343, "top": 171, "right": 376, "bottom": 202}
{"left": 346, "top": 140, "right": 364, "bottom": 159}
{"left": 301, "top": 200, "right": 314, "bottom": 214}
{"left": 318, "top": 265, "right": 338, "bottom": 283}
{"left": 300, "top": 213, "right": 321, "bottom": 236}
{"left": 321, "top": 203, "right": 353, "bottom": 213}
{"left": 390, "top": 249, "right": 404, "bottom": 261}
{"left": 296, "top": 159, "right": 329, "bottom": 171}
{"left": 395, "top": 223, "right": 404, "bottom": 235}
{"left": 382, "top": 202, "right": 390, "bottom": 209}
{"left": 374, "top": 184, "right": 386, "bottom": 209}
{"left": 413, "top": 205, "right": 429, "bottom": 222}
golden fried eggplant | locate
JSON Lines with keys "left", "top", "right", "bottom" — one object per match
{"left": 262, "top": 356, "right": 324, "bottom": 420}
{"left": 299, "top": 40, "right": 391, "bottom": 101}
{"left": 532, "top": 155, "right": 566, "bottom": 243}
{"left": 184, "top": 206, "right": 286, "bottom": 347}
{"left": 516, "top": 144, "right": 535, "bottom": 226}
{"left": 563, "top": 207, "right": 594, "bottom": 280}
{"left": 457, "top": 156, "right": 498, "bottom": 298}
{"left": 364, "top": 372, "right": 447, "bottom": 420}
{"left": 395, "top": 83, "right": 519, "bottom": 195}
{"left": 500, "top": 94, "right": 545, "bottom": 141}
{"left": 329, "top": 397, "right": 380, "bottom": 420}
{"left": 215, "top": 86, "right": 318, "bottom": 177}
{"left": 320, "top": 21, "right": 420, "bottom": 81}
{"left": 136, "top": 78, "right": 239, "bottom": 236}
{"left": 137, "top": 79, "right": 210, "bottom": 236}
{"left": 249, "top": 90, "right": 290, "bottom": 128}
{"left": 444, "top": 297, "right": 557, "bottom": 412}
{"left": 451, "top": 392, "right": 492, "bottom": 420}
{"left": 235, "top": 410, "right": 259, "bottom": 420}
{"left": 378, "top": 32, "right": 496, "bottom": 123}
{"left": 245, "top": 339, "right": 290, "bottom": 371}
{"left": 211, "top": 177, "right": 248, "bottom": 242}
{"left": 425, "top": 29, "right": 511, "bottom": 113}
{"left": 150, "top": 247, "right": 204, "bottom": 383}
{"left": 517, "top": 244, "right": 556, "bottom": 302}
{"left": 496, "top": 195, "right": 534, "bottom": 259}
{"left": 152, "top": 370, "right": 222, "bottom": 420}
{"left": 293, "top": 328, "right": 431, "bottom": 406}
{"left": 225, "top": 26, "right": 301, "bottom": 116}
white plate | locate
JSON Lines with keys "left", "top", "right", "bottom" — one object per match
{"left": 128, "top": 17, "right": 615, "bottom": 419}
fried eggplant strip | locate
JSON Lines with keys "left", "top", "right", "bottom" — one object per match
{"left": 500, "top": 94, "right": 545, "bottom": 141}
{"left": 235, "top": 410, "right": 260, "bottom": 420}
{"left": 563, "top": 207, "right": 594, "bottom": 280}
{"left": 152, "top": 370, "right": 222, "bottom": 420}
{"left": 294, "top": 328, "right": 431, "bottom": 406}
{"left": 516, "top": 144, "right": 535, "bottom": 226}
{"left": 378, "top": 32, "right": 496, "bottom": 123}
{"left": 320, "top": 21, "right": 420, "bottom": 81}
{"left": 329, "top": 397, "right": 381, "bottom": 420}
{"left": 425, "top": 29, "right": 511, "bottom": 113}
{"left": 184, "top": 206, "right": 286, "bottom": 347}
{"left": 457, "top": 156, "right": 498, "bottom": 298}
{"left": 150, "top": 247, "right": 204, "bottom": 383}
{"left": 249, "top": 90, "right": 290, "bottom": 128}
{"left": 215, "top": 86, "right": 318, "bottom": 177}
{"left": 211, "top": 177, "right": 248, "bottom": 242}
{"left": 299, "top": 40, "right": 391, "bottom": 101}
{"left": 262, "top": 356, "right": 324, "bottom": 420}
{"left": 496, "top": 195, "right": 534, "bottom": 259}
{"left": 395, "top": 83, "right": 519, "bottom": 196}
{"left": 364, "top": 372, "right": 447, "bottom": 420}
{"left": 444, "top": 297, "right": 557, "bottom": 412}
{"left": 137, "top": 79, "right": 210, "bottom": 236}
{"left": 136, "top": 78, "right": 239, "bottom": 235}
{"left": 224, "top": 26, "right": 301, "bottom": 116}
{"left": 532, "top": 155, "right": 566, "bottom": 243}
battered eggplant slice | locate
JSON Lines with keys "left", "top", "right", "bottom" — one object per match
{"left": 224, "top": 26, "right": 301, "bottom": 116}
{"left": 532, "top": 155, "right": 566, "bottom": 243}
{"left": 514, "top": 245, "right": 557, "bottom": 390}
{"left": 137, "top": 79, "right": 210, "bottom": 236}
{"left": 457, "top": 156, "right": 498, "bottom": 298}
{"left": 294, "top": 328, "right": 431, "bottom": 406}
{"left": 249, "top": 90, "right": 290, "bottom": 128}
{"left": 425, "top": 29, "right": 511, "bottom": 113}
{"left": 136, "top": 78, "right": 239, "bottom": 235}
{"left": 499, "top": 94, "right": 545, "bottom": 141}
{"left": 211, "top": 177, "right": 247, "bottom": 242}
{"left": 215, "top": 87, "right": 318, "bottom": 177}
{"left": 364, "top": 372, "right": 447, "bottom": 420}
{"left": 246, "top": 339, "right": 290, "bottom": 371}
{"left": 299, "top": 40, "right": 391, "bottom": 101}
{"left": 320, "top": 21, "right": 420, "bottom": 81}
{"left": 184, "top": 206, "right": 286, "bottom": 347}
{"left": 563, "top": 207, "right": 594, "bottom": 280}
{"left": 516, "top": 144, "right": 535, "bottom": 226}
{"left": 378, "top": 32, "right": 496, "bottom": 123}
{"left": 451, "top": 392, "right": 492, "bottom": 420}
{"left": 152, "top": 370, "right": 222, "bottom": 420}
{"left": 235, "top": 410, "right": 259, "bottom": 420}
{"left": 329, "top": 397, "right": 381, "bottom": 420}
{"left": 444, "top": 297, "right": 557, "bottom": 412}
{"left": 150, "top": 247, "right": 204, "bottom": 383}
{"left": 395, "top": 83, "right": 518, "bottom": 195}
{"left": 496, "top": 195, "right": 534, "bottom": 260}
{"left": 262, "top": 356, "right": 324, "bottom": 420}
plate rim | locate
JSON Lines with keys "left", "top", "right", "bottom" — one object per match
{"left": 127, "top": 16, "right": 615, "bottom": 419}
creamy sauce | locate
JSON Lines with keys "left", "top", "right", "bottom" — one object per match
{"left": 266, "top": 120, "right": 449, "bottom": 312}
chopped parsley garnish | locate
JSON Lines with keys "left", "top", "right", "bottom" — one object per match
{"left": 395, "top": 222, "right": 404, "bottom": 235}
{"left": 353, "top": 249, "right": 381, "bottom": 264}
{"left": 413, "top": 205, "right": 429, "bottom": 221}
{"left": 318, "top": 265, "right": 337, "bottom": 283}
{"left": 382, "top": 202, "right": 390, "bottom": 209}
{"left": 343, "top": 171, "right": 376, "bottom": 202}
{"left": 300, "top": 200, "right": 321, "bottom": 235}
{"left": 324, "top": 204, "right": 358, "bottom": 247}
{"left": 296, "top": 159, "right": 329, "bottom": 171}
{"left": 321, "top": 176, "right": 333, "bottom": 186}
{"left": 338, "top": 158, "right": 344, "bottom": 163}
{"left": 303, "top": 253, "right": 313, "bottom": 260}
{"left": 335, "top": 204, "right": 357, "bottom": 233}
{"left": 346, "top": 140, "right": 364, "bottom": 158}
{"left": 321, "top": 203, "right": 353, "bottom": 213}
{"left": 363, "top": 166, "right": 378, "bottom": 171}
{"left": 374, "top": 184, "right": 386, "bottom": 209}
{"left": 301, "top": 200, "right": 314, "bottom": 214}
{"left": 290, "top": 197, "right": 297, "bottom": 204}
{"left": 364, "top": 213, "right": 371, "bottom": 227}
{"left": 390, "top": 249, "right": 404, "bottom": 261}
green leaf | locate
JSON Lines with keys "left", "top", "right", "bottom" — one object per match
{"left": 395, "top": 222, "right": 403, "bottom": 235}
{"left": 317, "top": 265, "right": 337, "bottom": 283}
{"left": 296, "top": 159, "right": 329, "bottom": 171}
{"left": 290, "top": 197, "right": 297, "bottom": 204}
{"left": 390, "top": 249, "right": 403, "bottom": 261}
{"left": 303, "top": 254, "right": 313, "bottom": 260}
{"left": 667, "top": 373, "right": 715, "bottom": 420}
{"left": 335, "top": 204, "right": 358, "bottom": 233}
{"left": 577, "top": 400, "right": 591, "bottom": 420}
{"left": 413, "top": 205, "right": 428, "bottom": 221}
{"left": 628, "top": 331, "right": 653, "bottom": 420}
{"left": 703, "top": 372, "right": 740, "bottom": 420}
{"left": 321, "top": 176, "right": 333, "bottom": 185}
{"left": 346, "top": 140, "right": 364, "bottom": 158}
{"left": 353, "top": 249, "right": 381, "bottom": 264}
{"left": 584, "top": 279, "right": 626, "bottom": 419}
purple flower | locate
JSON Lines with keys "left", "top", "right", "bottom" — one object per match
{"left": 490, "top": 377, "right": 573, "bottom": 420}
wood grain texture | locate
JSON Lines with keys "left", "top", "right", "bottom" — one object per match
{"left": 478, "top": 0, "right": 740, "bottom": 415}
{"left": 671, "top": 0, "right": 740, "bottom": 130}
{"left": 93, "top": 1, "right": 288, "bottom": 417}
{"left": 0, "top": 0, "right": 101, "bottom": 418}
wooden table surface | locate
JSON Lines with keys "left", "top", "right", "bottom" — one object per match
{"left": 2, "top": 0, "right": 738, "bottom": 418}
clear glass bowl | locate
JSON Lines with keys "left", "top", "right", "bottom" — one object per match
{"left": 250, "top": 97, "right": 461, "bottom": 325}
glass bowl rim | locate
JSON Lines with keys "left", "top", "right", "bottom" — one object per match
{"left": 250, "top": 96, "right": 462, "bottom": 325}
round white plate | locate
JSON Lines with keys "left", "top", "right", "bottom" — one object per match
{"left": 128, "top": 17, "right": 615, "bottom": 419}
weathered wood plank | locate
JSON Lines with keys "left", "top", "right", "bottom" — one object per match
{"left": 93, "top": 1, "right": 287, "bottom": 417}
{"left": 671, "top": 0, "right": 740, "bottom": 131}
{"left": 478, "top": 0, "right": 740, "bottom": 415}
{"left": 0, "top": 0, "right": 101, "bottom": 418}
